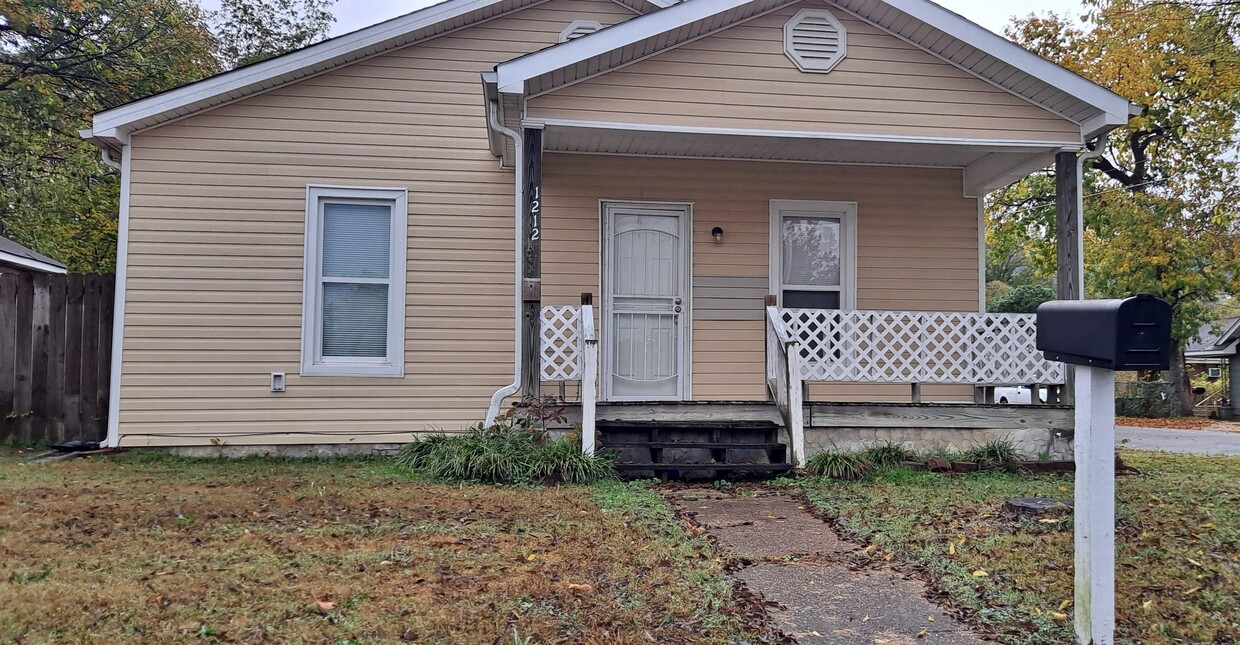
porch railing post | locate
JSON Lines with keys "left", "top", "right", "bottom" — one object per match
{"left": 580, "top": 293, "right": 597, "bottom": 456}
{"left": 786, "top": 342, "right": 805, "bottom": 468}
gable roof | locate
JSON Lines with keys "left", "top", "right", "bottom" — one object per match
{"left": 495, "top": 0, "right": 1135, "bottom": 140}
{"left": 1186, "top": 317, "right": 1240, "bottom": 359}
{"left": 0, "top": 235, "right": 68, "bottom": 274}
{"left": 83, "top": 0, "right": 657, "bottom": 148}
{"left": 84, "top": 0, "right": 1134, "bottom": 150}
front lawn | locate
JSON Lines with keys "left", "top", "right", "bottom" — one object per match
{"left": 0, "top": 450, "right": 764, "bottom": 644}
{"left": 795, "top": 450, "right": 1239, "bottom": 645}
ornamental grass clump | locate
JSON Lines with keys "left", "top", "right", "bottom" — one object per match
{"left": 958, "top": 439, "right": 1021, "bottom": 466}
{"left": 859, "top": 440, "right": 917, "bottom": 468}
{"left": 396, "top": 399, "right": 614, "bottom": 484}
{"left": 805, "top": 450, "right": 873, "bottom": 480}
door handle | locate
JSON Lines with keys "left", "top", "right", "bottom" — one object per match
{"left": 674, "top": 297, "right": 682, "bottom": 305}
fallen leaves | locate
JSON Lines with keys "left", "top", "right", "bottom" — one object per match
{"left": 1115, "top": 416, "right": 1209, "bottom": 430}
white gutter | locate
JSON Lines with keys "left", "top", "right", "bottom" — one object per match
{"left": 485, "top": 100, "right": 525, "bottom": 425}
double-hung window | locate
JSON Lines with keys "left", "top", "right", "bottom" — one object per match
{"left": 770, "top": 200, "right": 856, "bottom": 310}
{"left": 301, "top": 186, "right": 407, "bottom": 377}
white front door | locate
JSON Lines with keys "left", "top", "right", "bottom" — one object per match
{"left": 602, "top": 202, "right": 690, "bottom": 401}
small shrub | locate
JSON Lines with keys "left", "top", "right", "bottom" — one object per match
{"left": 860, "top": 441, "right": 917, "bottom": 468}
{"left": 987, "top": 284, "right": 1054, "bottom": 314}
{"left": 805, "top": 450, "right": 873, "bottom": 480}
{"left": 959, "top": 439, "right": 1020, "bottom": 465}
{"left": 396, "top": 399, "right": 613, "bottom": 485}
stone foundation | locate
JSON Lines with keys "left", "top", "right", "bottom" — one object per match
{"left": 803, "top": 426, "right": 1072, "bottom": 461}
{"left": 163, "top": 443, "right": 406, "bottom": 459}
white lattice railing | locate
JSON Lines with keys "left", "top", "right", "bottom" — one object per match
{"left": 541, "top": 306, "right": 583, "bottom": 381}
{"left": 540, "top": 304, "right": 598, "bottom": 455}
{"left": 777, "top": 309, "right": 1066, "bottom": 386}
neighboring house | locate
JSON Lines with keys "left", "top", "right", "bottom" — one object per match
{"left": 0, "top": 236, "right": 67, "bottom": 275}
{"left": 81, "top": 0, "right": 1133, "bottom": 463}
{"left": 1185, "top": 317, "right": 1240, "bottom": 415}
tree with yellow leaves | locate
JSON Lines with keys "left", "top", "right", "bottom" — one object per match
{"left": 989, "top": 0, "right": 1240, "bottom": 414}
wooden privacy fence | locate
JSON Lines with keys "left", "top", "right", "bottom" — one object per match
{"left": 0, "top": 273, "right": 114, "bottom": 444}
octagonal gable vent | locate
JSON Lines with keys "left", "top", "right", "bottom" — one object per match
{"left": 559, "top": 20, "right": 603, "bottom": 42}
{"left": 784, "top": 9, "right": 847, "bottom": 73}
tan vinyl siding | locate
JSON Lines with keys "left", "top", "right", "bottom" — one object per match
{"left": 527, "top": 1, "right": 1081, "bottom": 142}
{"left": 118, "top": 0, "right": 637, "bottom": 447}
{"left": 540, "top": 153, "right": 980, "bottom": 402}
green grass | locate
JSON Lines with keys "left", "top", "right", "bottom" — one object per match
{"left": 395, "top": 424, "right": 614, "bottom": 485}
{"left": 793, "top": 450, "right": 1239, "bottom": 645}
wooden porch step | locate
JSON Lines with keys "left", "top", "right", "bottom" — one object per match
{"left": 602, "top": 441, "right": 784, "bottom": 450}
{"left": 612, "top": 462, "right": 793, "bottom": 473}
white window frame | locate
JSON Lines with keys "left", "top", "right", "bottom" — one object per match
{"left": 769, "top": 200, "right": 857, "bottom": 310}
{"left": 301, "top": 185, "right": 408, "bottom": 377}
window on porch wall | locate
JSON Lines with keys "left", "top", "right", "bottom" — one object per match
{"left": 780, "top": 214, "right": 843, "bottom": 309}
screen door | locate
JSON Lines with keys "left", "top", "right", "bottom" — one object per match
{"left": 602, "top": 203, "right": 689, "bottom": 401}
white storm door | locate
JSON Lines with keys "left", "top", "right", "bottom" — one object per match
{"left": 602, "top": 203, "right": 689, "bottom": 401}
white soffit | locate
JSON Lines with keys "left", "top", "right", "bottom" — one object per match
{"left": 535, "top": 119, "right": 1065, "bottom": 190}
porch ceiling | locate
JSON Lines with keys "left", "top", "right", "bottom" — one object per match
{"left": 534, "top": 120, "right": 1069, "bottom": 197}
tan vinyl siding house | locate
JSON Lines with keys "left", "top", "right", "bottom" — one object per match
{"left": 84, "top": 0, "right": 1132, "bottom": 450}
{"left": 118, "top": 0, "right": 636, "bottom": 446}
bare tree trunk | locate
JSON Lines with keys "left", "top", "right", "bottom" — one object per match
{"left": 1168, "top": 343, "right": 1195, "bottom": 417}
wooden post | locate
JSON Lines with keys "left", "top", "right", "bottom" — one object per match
{"left": 1056, "top": 151, "right": 1081, "bottom": 405}
{"left": 911, "top": 382, "right": 922, "bottom": 403}
{"left": 520, "top": 126, "right": 544, "bottom": 399}
{"left": 1075, "top": 366, "right": 1117, "bottom": 645}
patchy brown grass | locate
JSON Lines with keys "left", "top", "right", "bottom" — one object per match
{"left": 0, "top": 449, "right": 764, "bottom": 644}
{"left": 796, "top": 450, "right": 1239, "bottom": 645}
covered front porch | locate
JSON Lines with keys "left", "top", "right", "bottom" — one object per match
{"left": 508, "top": 126, "right": 1085, "bottom": 473}
{"left": 474, "top": 0, "right": 1130, "bottom": 471}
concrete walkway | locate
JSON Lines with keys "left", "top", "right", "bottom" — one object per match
{"left": 667, "top": 489, "right": 984, "bottom": 645}
{"left": 1117, "top": 426, "right": 1240, "bottom": 456}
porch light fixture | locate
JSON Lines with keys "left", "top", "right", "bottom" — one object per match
{"left": 711, "top": 226, "right": 724, "bottom": 243}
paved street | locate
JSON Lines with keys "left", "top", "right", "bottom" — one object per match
{"left": 1117, "top": 426, "right": 1240, "bottom": 456}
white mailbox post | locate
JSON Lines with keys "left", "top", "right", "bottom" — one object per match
{"left": 1036, "top": 294, "right": 1172, "bottom": 645}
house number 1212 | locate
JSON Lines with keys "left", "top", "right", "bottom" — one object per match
{"left": 529, "top": 185, "right": 541, "bottom": 241}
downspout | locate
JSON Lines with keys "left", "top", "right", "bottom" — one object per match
{"left": 486, "top": 100, "right": 525, "bottom": 425}
{"left": 1075, "top": 135, "right": 1108, "bottom": 294}
{"left": 100, "top": 148, "right": 122, "bottom": 172}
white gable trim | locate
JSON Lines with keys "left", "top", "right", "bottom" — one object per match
{"left": 496, "top": 0, "right": 1132, "bottom": 136}
{"left": 90, "top": 0, "right": 539, "bottom": 145}
{"left": 866, "top": 0, "right": 1131, "bottom": 130}
{"left": 496, "top": 0, "right": 760, "bottom": 93}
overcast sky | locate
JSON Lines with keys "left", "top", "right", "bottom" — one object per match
{"left": 196, "top": 0, "right": 1087, "bottom": 37}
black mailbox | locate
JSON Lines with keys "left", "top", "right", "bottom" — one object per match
{"left": 1035, "top": 294, "right": 1172, "bottom": 370}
